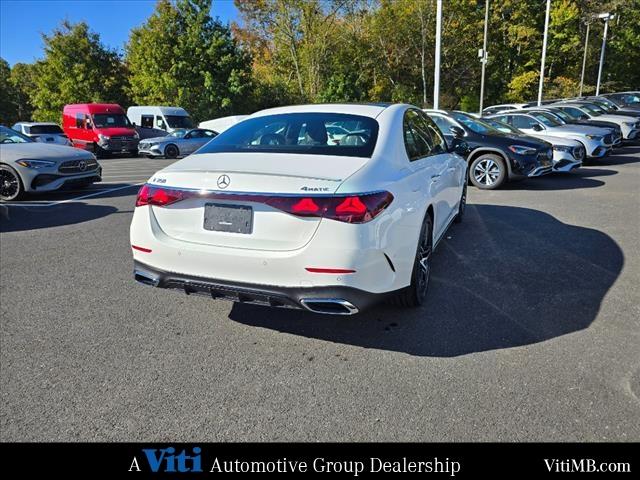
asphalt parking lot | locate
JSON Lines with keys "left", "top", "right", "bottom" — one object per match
{"left": 1, "top": 149, "right": 639, "bottom": 441}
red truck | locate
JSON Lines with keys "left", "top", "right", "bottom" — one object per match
{"left": 63, "top": 103, "right": 139, "bottom": 157}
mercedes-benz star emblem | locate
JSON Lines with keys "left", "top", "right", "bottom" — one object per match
{"left": 217, "top": 174, "right": 230, "bottom": 189}
{"left": 78, "top": 160, "right": 87, "bottom": 172}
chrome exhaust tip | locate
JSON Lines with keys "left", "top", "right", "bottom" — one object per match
{"left": 134, "top": 269, "right": 160, "bottom": 287}
{"left": 300, "top": 298, "right": 359, "bottom": 315}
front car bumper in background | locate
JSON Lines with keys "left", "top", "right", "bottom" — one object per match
{"left": 137, "top": 142, "right": 164, "bottom": 157}
{"left": 551, "top": 146, "right": 583, "bottom": 172}
{"left": 509, "top": 149, "right": 553, "bottom": 179}
{"left": 99, "top": 137, "right": 139, "bottom": 152}
{"left": 18, "top": 162, "right": 102, "bottom": 193}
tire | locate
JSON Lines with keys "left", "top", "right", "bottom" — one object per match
{"left": 576, "top": 141, "right": 592, "bottom": 165}
{"left": 454, "top": 180, "right": 467, "bottom": 224}
{"left": 394, "top": 214, "right": 433, "bottom": 308}
{"left": 164, "top": 144, "right": 179, "bottom": 159}
{"left": 469, "top": 153, "right": 507, "bottom": 189}
{"left": 0, "top": 164, "right": 24, "bottom": 201}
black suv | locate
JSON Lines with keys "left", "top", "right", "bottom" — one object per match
{"left": 425, "top": 110, "right": 553, "bottom": 189}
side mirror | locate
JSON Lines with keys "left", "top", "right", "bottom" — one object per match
{"left": 448, "top": 137, "right": 469, "bottom": 156}
{"left": 449, "top": 126, "right": 465, "bottom": 138}
{"left": 532, "top": 124, "right": 543, "bottom": 131}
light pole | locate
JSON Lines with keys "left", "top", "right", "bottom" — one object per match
{"left": 478, "top": 0, "right": 490, "bottom": 115}
{"left": 579, "top": 21, "right": 590, "bottom": 96}
{"left": 537, "top": 0, "right": 551, "bottom": 106}
{"left": 596, "top": 12, "right": 615, "bottom": 96}
{"left": 433, "top": 0, "right": 442, "bottom": 109}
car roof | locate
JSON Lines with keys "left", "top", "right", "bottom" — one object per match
{"left": 64, "top": 103, "right": 124, "bottom": 113}
{"left": 128, "top": 106, "right": 188, "bottom": 115}
{"left": 249, "top": 103, "right": 392, "bottom": 119}
{"left": 14, "top": 121, "right": 59, "bottom": 126}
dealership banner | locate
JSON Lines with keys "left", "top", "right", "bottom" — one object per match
{"left": 1, "top": 443, "right": 635, "bottom": 476}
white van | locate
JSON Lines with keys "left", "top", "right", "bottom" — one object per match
{"left": 127, "top": 106, "right": 194, "bottom": 133}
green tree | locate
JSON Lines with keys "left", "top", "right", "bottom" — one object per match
{"left": 0, "top": 58, "right": 18, "bottom": 124}
{"left": 9, "top": 62, "right": 38, "bottom": 121}
{"left": 126, "top": 0, "right": 253, "bottom": 122}
{"left": 30, "top": 21, "right": 128, "bottom": 122}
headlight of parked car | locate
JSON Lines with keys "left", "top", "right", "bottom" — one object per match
{"left": 586, "top": 134, "right": 602, "bottom": 140}
{"left": 508, "top": 145, "right": 537, "bottom": 155}
{"left": 16, "top": 159, "right": 57, "bottom": 169}
{"left": 98, "top": 134, "right": 111, "bottom": 143}
{"left": 553, "top": 145, "right": 572, "bottom": 152}
{"left": 133, "top": 132, "right": 140, "bottom": 139}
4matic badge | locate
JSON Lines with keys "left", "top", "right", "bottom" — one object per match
{"left": 300, "top": 186, "right": 330, "bottom": 192}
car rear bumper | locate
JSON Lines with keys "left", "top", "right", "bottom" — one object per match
{"left": 133, "top": 260, "right": 387, "bottom": 315}
{"left": 130, "top": 205, "right": 413, "bottom": 294}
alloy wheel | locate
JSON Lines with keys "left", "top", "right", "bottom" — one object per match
{"left": 416, "top": 226, "right": 432, "bottom": 302}
{"left": 0, "top": 168, "right": 20, "bottom": 201}
{"left": 474, "top": 158, "right": 501, "bottom": 186}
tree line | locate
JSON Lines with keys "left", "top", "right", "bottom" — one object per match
{"left": 1, "top": 0, "right": 638, "bottom": 126}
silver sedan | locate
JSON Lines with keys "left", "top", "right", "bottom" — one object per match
{"left": 138, "top": 128, "right": 218, "bottom": 159}
{"left": 0, "top": 126, "right": 101, "bottom": 201}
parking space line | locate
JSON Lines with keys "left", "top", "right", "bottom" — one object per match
{"left": 1, "top": 183, "right": 142, "bottom": 208}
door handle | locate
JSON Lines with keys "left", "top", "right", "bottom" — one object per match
{"left": 447, "top": 167, "right": 456, "bottom": 172}
{"left": 431, "top": 174, "right": 441, "bottom": 182}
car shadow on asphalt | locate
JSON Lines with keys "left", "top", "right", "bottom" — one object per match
{"left": 228, "top": 203, "right": 623, "bottom": 357}
{"left": 596, "top": 146, "right": 640, "bottom": 165}
{"left": 504, "top": 167, "right": 617, "bottom": 190}
{"left": 0, "top": 202, "right": 120, "bottom": 232}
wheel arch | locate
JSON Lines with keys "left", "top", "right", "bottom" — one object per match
{"left": 0, "top": 162, "right": 26, "bottom": 198}
{"left": 164, "top": 143, "right": 180, "bottom": 156}
{"left": 467, "top": 147, "right": 512, "bottom": 176}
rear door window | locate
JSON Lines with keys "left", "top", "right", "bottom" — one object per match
{"left": 512, "top": 115, "right": 538, "bottom": 129}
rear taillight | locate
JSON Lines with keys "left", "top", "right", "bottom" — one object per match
{"left": 135, "top": 185, "right": 393, "bottom": 224}
{"left": 136, "top": 184, "right": 185, "bottom": 207}
{"left": 266, "top": 191, "right": 393, "bottom": 223}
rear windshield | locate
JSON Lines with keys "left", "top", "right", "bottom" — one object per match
{"left": 196, "top": 113, "right": 379, "bottom": 158}
{"left": 29, "top": 125, "right": 63, "bottom": 135}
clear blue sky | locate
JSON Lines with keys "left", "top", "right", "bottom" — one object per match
{"left": 0, "top": 0, "right": 239, "bottom": 66}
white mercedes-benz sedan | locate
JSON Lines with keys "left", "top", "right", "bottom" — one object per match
{"left": 130, "top": 104, "right": 468, "bottom": 315}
